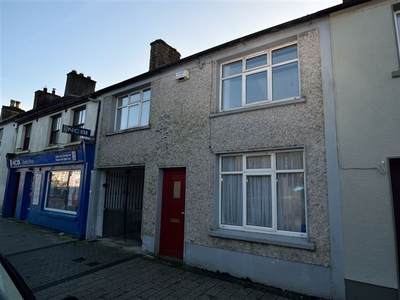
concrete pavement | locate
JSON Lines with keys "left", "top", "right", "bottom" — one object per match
{"left": 0, "top": 218, "right": 318, "bottom": 300}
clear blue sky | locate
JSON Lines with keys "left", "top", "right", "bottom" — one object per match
{"left": 1, "top": 0, "right": 342, "bottom": 111}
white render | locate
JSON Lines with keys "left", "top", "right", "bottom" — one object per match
{"left": 14, "top": 101, "right": 99, "bottom": 152}
{"left": 331, "top": 0, "right": 400, "bottom": 292}
{"left": 0, "top": 121, "right": 17, "bottom": 212}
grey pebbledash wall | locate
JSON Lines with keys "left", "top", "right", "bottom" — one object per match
{"left": 95, "top": 18, "right": 332, "bottom": 298}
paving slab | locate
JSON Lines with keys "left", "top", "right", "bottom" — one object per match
{"left": 0, "top": 218, "right": 322, "bottom": 300}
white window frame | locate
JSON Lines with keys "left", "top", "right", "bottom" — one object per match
{"left": 395, "top": 10, "right": 400, "bottom": 59}
{"left": 219, "top": 42, "right": 300, "bottom": 111}
{"left": 115, "top": 88, "right": 151, "bottom": 131}
{"left": 219, "top": 150, "right": 307, "bottom": 238}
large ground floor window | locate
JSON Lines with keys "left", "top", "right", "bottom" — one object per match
{"left": 45, "top": 170, "right": 81, "bottom": 214}
{"left": 219, "top": 150, "right": 306, "bottom": 237}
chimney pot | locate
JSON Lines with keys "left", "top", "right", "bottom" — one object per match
{"left": 10, "top": 100, "right": 15, "bottom": 107}
{"left": 43, "top": 87, "right": 47, "bottom": 93}
{"left": 15, "top": 101, "right": 20, "bottom": 109}
{"left": 52, "top": 88, "right": 56, "bottom": 95}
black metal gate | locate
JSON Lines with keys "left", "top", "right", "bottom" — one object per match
{"left": 103, "top": 168, "right": 144, "bottom": 241}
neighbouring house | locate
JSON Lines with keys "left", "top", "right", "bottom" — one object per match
{"left": 0, "top": 100, "right": 25, "bottom": 212}
{"left": 329, "top": 0, "right": 400, "bottom": 298}
{"left": 2, "top": 71, "right": 100, "bottom": 239}
{"left": 85, "top": 2, "right": 370, "bottom": 298}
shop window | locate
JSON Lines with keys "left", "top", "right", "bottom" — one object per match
{"left": 45, "top": 170, "right": 81, "bottom": 214}
{"left": 22, "top": 123, "right": 32, "bottom": 151}
{"left": 71, "top": 107, "right": 86, "bottom": 142}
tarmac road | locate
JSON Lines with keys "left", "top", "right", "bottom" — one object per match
{"left": 0, "top": 218, "right": 317, "bottom": 300}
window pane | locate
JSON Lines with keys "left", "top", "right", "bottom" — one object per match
{"left": 222, "top": 156, "right": 242, "bottom": 171}
{"left": 117, "top": 107, "right": 128, "bottom": 130}
{"left": 222, "top": 77, "right": 242, "bottom": 110}
{"left": 247, "top": 176, "right": 272, "bottom": 227}
{"left": 272, "top": 62, "right": 299, "bottom": 100}
{"left": 74, "top": 109, "right": 85, "bottom": 125}
{"left": 143, "top": 89, "right": 151, "bottom": 101}
{"left": 140, "top": 101, "right": 150, "bottom": 126}
{"left": 52, "top": 116, "right": 61, "bottom": 130}
{"left": 127, "top": 105, "right": 139, "bottom": 127}
{"left": 173, "top": 181, "right": 181, "bottom": 198}
{"left": 130, "top": 92, "right": 140, "bottom": 103}
{"left": 246, "top": 71, "right": 267, "bottom": 104}
{"left": 276, "top": 152, "right": 303, "bottom": 170}
{"left": 222, "top": 61, "right": 242, "bottom": 77}
{"left": 221, "top": 174, "right": 243, "bottom": 226}
{"left": 272, "top": 44, "right": 298, "bottom": 65}
{"left": 46, "top": 170, "right": 81, "bottom": 214}
{"left": 247, "top": 155, "right": 271, "bottom": 169}
{"left": 118, "top": 96, "right": 129, "bottom": 107}
{"left": 277, "top": 173, "right": 305, "bottom": 232}
{"left": 246, "top": 54, "right": 267, "bottom": 69}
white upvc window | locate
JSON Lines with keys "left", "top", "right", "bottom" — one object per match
{"left": 219, "top": 150, "right": 306, "bottom": 237}
{"left": 220, "top": 43, "right": 299, "bottom": 111}
{"left": 115, "top": 88, "right": 151, "bottom": 131}
{"left": 395, "top": 10, "right": 400, "bottom": 59}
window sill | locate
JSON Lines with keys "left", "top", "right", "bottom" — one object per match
{"left": 43, "top": 145, "right": 60, "bottom": 151}
{"left": 210, "top": 97, "right": 306, "bottom": 118}
{"left": 106, "top": 125, "right": 151, "bottom": 136}
{"left": 209, "top": 228, "right": 315, "bottom": 250}
{"left": 15, "top": 150, "right": 30, "bottom": 154}
{"left": 39, "top": 211, "right": 78, "bottom": 221}
{"left": 392, "top": 70, "right": 400, "bottom": 78}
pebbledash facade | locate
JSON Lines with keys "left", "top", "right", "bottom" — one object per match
{"left": 2, "top": 71, "right": 99, "bottom": 239}
{"left": 86, "top": 6, "right": 349, "bottom": 299}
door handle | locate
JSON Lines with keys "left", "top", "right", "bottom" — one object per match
{"left": 181, "top": 212, "right": 185, "bottom": 215}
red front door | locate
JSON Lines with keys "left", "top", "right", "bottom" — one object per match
{"left": 160, "top": 168, "right": 186, "bottom": 259}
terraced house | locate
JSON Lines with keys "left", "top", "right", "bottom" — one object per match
{"left": 86, "top": 3, "right": 346, "bottom": 299}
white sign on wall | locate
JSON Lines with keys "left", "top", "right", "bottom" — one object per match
{"left": 32, "top": 174, "right": 42, "bottom": 205}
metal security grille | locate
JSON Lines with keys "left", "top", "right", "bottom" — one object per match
{"left": 103, "top": 168, "right": 144, "bottom": 241}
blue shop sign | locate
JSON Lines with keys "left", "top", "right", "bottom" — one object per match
{"left": 9, "top": 150, "right": 83, "bottom": 168}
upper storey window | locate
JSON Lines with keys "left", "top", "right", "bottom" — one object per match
{"left": 71, "top": 107, "right": 86, "bottom": 142}
{"left": 116, "top": 88, "right": 151, "bottom": 131}
{"left": 23, "top": 123, "right": 32, "bottom": 151}
{"left": 50, "top": 114, "right": 61, "bottom": 145}
{"left": 220, "top": 43, "right": 299, "bottom": 111}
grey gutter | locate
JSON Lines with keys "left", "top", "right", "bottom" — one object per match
{"left": 14, "top": 94, "right": 93, "bottom": 124}
{"left": 93, "top": 0, "right": 371, "bottom": 97}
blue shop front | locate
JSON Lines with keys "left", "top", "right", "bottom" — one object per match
{"left": 2, "top": 142, "right": 94, "bottom": 239}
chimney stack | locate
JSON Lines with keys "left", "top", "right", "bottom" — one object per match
{"left": 1, "top": 99, "right": 25, "bottom": 121}
{"left": 33, "top": 87, "right": 61, "bottom": 109}
{"left": 64, "top": 70, "right": 96, "bottom": 96}
{"left": 149, "top": 39, "right": 181, "bottom": 71}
